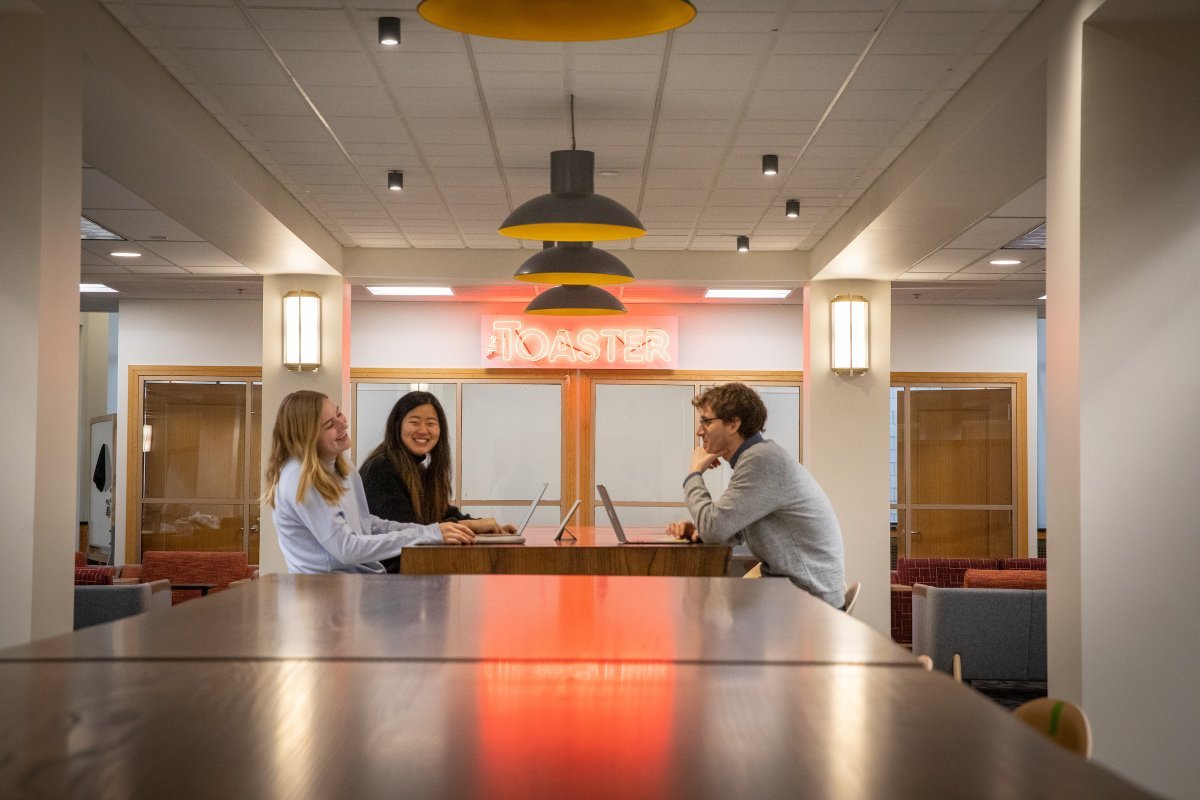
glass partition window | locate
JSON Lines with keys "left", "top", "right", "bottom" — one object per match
{"left": 354, "top": 379, "right": 565, "bottom": 522}
{"left": 138, "top": 380, "right": 261, "bottom": 560}
{"left": 354, "top": 382, "right": 457, "bottom": 468}
{"left": 593, "top": 381, "right": 802, "bottom": 526}
{"left": 462, "top": 383, "right": 561, "bottom": 502}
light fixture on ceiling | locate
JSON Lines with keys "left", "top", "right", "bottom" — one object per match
{"left": 514, "top": 242, "right": 635, "bottom": 285}
{"left": 109, "top": 251, "right": 141, "bottom": 258}
{"left": 736, "top": 235, "right": 750, "bottom": 253}
{"left": 786, "top": 199, "right": 799, "bottom": 218}
{"left": 80, "top": 283, "right": 117, "bottom": 293}
{"left": 378, "top": 16, "right": 401, "bottom": 46}
{"left": 499, "top": 96, "right": 645, "bottom": 242}
{"left": 80, "top": 216, "right": 123, "bottom": 240}
{"left": 830, "top": 294, "right": 869, "bottom": 376}
{"left": 387, "top": 170, "right": 403, "bottom": 191}
{"left": 366, "top": 286, "right": 454, "bottom": 296}
{"left": 282, "top": 290, "right": 321, "bottom": 372}
{"left": 762, "top": 155, "right": 778, "bottom": 176}
{"left": 416, "top": 0, "right": 695, "bottom": 41}
{"left": 706, "top": 288, "right": 791, "bottom": 299}
{"left": 990, "top": 259, "right": 1021, "bottom": 265}
{"left": 525, "top": 285, "right": 626, "bottom": 316}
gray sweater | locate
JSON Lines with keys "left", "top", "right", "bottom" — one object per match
{"left": 684, "top": 438, "right": 846, "bottom": 608}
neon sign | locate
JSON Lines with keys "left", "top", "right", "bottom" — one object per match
{"left": 483, "top": 316, "right": 678, "bottom": 369}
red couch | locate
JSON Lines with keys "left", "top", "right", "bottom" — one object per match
{"left": 891, "top": 557, "right": 1046, "bottom": 643}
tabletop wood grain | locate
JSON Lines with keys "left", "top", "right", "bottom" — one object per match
{"left": 2, "top": 573, "right": 913, "bottom": 666}
{"left": 0, "top": 660, "right": 1158, "bottom": 800}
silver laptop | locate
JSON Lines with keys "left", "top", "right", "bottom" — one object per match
{"left": 472, "top": 482, "right": 548, "bottom": 545}
{"left": 596, "top": 484, "right": 695, "bottom": 545}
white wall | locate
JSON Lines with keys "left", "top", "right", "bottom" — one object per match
{"left": 892, "top": 305, "right": 1040, "bottom": 555}
{"left": 352, "top": 301, "right": 804, "bottom": 371}
{"left": 114, "top": 300, "right": 263, "bottom": 563}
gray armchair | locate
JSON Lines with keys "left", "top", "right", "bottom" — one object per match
{"left": 911, "top": 584, "right": 1047, "bottom": 681}
{"left": 73, "top": 579, "right": 171, "bottom": 629}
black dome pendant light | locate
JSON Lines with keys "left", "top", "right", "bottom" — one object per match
{"left": 499, "top": 96, "right": 646, "bottom": 243}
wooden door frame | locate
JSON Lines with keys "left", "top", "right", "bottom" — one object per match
{"left": 891, "top": 372, "right": 1029, "bottom": 558}
{"left": 125, "top": 366, "right": 262, "bottom": 561}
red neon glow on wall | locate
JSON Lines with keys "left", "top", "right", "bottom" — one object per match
{"left": 482, "top": 316, "right": 678, "bottom": 369}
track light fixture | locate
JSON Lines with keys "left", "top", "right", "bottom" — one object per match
{"left": 737, "top": 235, "right": 750, "bottom": 253}
{"left": 786, "top": 199, "right": 799, "bottom": 218}
{"left": 378, "top": 17, "right": 401, "bottom": 46}
{"left": 388, "top": 170, "right": 403, "bottom": 191}
{"left": 762, "top": 155, "right": 778, "bottom": 176}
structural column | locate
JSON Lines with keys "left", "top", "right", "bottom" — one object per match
{"left": 802, "top": 279, "right": 892, "bottom": 633}
{"left": 259, "top": 274, "right": 352, "bottom": 575}
{"left": 0, "top": 14, "right": 83, "bottom": 647}
{"left": 1047, "top": 3, "right": 1200, "bottom": 795}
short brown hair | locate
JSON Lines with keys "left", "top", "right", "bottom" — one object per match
{"left": 692, "top": 383, "right": 767, "bottom": 438}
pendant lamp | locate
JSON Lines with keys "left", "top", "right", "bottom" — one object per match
{"left": 417, "top": 0, "right": 695, "bottom": 42}
{"left": 525, "top": 285, "right": 626, "bottom": 316}
{"left": 499, "top": 149, "right": 645, "bottom": 242}
{"left": 514, "top": 242, "right": 635, "bottom": 285}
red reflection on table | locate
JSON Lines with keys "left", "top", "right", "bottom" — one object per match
{"left": 473, "top": 660, "right": 675, "bottom": 800}
{"left": 476, "top": 575, "right": 680, "bottom": 661}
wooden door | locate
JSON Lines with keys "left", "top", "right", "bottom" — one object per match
{"left": 897, "top": 387, "right": 1014, "bottom": 558}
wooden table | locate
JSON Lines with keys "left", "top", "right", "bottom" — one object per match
{"left": 0, "top": 575, "right": 1158, "bottom": 799}
{"left": 0, "top": 659, "right": 1155, "bottom": 799}
{"left": 0, "top": 574, "right": 911, "bottom": 666}
{"left": 399, "top": 525, "right": 731, "bottom": 576}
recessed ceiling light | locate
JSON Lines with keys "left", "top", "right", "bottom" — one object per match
{"left": 762, "top": 154, "right": 778, "bottom": 176}
{"left": 706, "top": 288, "right": 791, "bottom": 299}
{"left": 597, "top": 170, "right": 619, "bottom": 177}
{"left": 109, "top": 251, "right": 142, "bottom": 258}
{"left": 80, "top": 283, "right": 117, "bottom": 293}
{"left": 387, "top": 170, "right": 403, "bottom": 191}
{"left": 367, "top": 286, "right": 454, "bottom": 296}
{"left": 990, "top": 259, "right": 1021, "bottom": 265}
{"left": 736, "top": 235, "right": 750, "bottom": 252}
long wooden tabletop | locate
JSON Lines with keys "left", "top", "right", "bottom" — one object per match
{"left": 1, "top": 573, "right": 914, "bottom": 666}
{"left": 0, "top": 659, "right": 1157, "bottom": 799}
{"left": 399, "top": 525, "right": 732, "bottom": 576}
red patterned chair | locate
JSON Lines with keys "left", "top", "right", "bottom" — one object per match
{"left": 122, "top": 551, "right": 259, "bottom": 605}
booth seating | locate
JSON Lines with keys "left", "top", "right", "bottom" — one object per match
{"left": 911, "top": 584, "right": 1047, "bottom": 682}
{"left": 891, "top": 557, "right": 1046, "bottom": 643}
{"left": 121, "top": 551, "right": 259, "bottom": 605}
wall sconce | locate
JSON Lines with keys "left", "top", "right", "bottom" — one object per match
{"left": 830, "top": 294, "right": 869, "bottom": 375}
{"left": 282, "top": 290, "right": 321, "bottom": 371}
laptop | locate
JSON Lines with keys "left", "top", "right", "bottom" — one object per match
{"left": 471, "top": 482, "right": 548, "bottom": 545}
{"left": 596, "top": 484, "right": 695, "bottom": 545}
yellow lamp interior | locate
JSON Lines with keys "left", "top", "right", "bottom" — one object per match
{"left": 418, "top": 0, "right": 695, "bottom": 42}
{"left": 513, "top": 271, "right": 634, "bottom": 286}
{"left": 499, "top": 221, "right": 646, "bottom": 242}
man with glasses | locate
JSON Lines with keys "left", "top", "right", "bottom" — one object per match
{"left": 666, "top": 382, "right": 846, "bottom": 608}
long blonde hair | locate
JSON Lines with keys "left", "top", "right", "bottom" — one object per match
{"left": 263, "top": 390, "right": 350, "bottom": 508}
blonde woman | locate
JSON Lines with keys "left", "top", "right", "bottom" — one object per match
{"left": 264, "top": 390, "right": 475, "bottom": 573}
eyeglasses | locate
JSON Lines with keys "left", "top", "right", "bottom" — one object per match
{"left": 698, "top": 416, "right": 720, "bottom": 428}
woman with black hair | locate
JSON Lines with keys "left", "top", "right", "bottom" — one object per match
{"left": 360, "top": 391, "right": 515, "bottom": 572}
